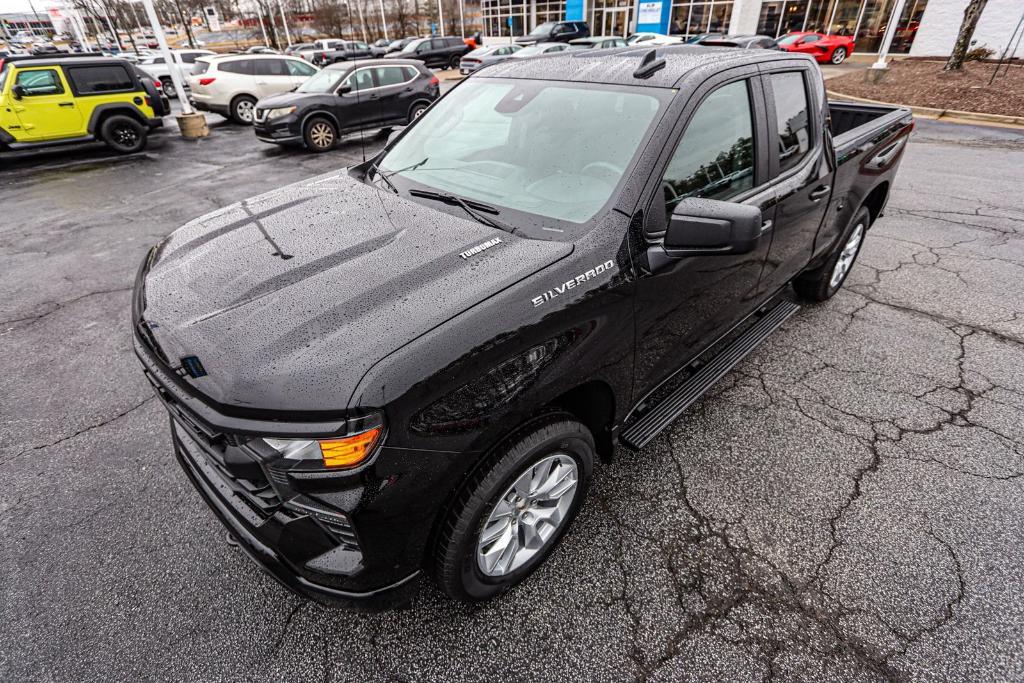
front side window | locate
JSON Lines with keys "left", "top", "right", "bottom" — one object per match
{"left": 378, "top": 77, "right": 665, "bottom": 229}
{"left": 769, "top": 71, "right": 811, "bottom": 174}
{"left": 662, "top": 79, "right": 755, "bottom": 212}
{"left": 67, "top": 65, "right": 134, "bottom": 93}
{"left": 15, "top": 69, "right": 63, "bottom": 96}
{"left": 344, "top": 68, "right": 374, "bottom": 91}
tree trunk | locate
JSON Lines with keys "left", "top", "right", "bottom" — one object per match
{"left": 944, "top": 0, "right": 989, "bottom": 71}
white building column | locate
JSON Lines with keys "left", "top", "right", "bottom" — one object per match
{"left": 729, "top": 0, "right": 764, "bottom": 36}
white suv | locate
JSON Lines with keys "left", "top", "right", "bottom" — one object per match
{"left": 187, "top": 54, "right": 319, "bottom": 124}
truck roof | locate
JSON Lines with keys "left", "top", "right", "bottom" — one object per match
{"left": 481, "top": 45, "right": 816, "bottom": 88}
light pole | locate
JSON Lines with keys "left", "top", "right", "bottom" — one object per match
{"left": 871, "top": 0, "right": 909, "bottom": 71}
{"left": 437, "top": 0, "right": 444, "bottom": 35}
{"left": 458, "top": 0, "right": 464, "bottom": 38}
{"left": 378, "top": 0, "right": 389, "bottom": 40}
{"left": 276, "top": 0, "right": 292, "bottom": 46}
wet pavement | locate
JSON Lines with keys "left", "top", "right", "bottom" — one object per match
{"left": 1, "top": 116, "right": 1023, "bottom": 681}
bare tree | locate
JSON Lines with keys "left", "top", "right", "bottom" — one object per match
{"left": 944, "top": 0, "right": 989, "bottom": 71}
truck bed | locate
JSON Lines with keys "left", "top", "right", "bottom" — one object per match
{"left": 828, "top": 101, "right": 913, "bottom": 151}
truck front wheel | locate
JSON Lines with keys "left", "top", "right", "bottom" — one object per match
{"left": 793, "top": 206, "right": 870, "bottom": 301}
{"left": 433, "top": 415, "right": 595, "bottom": 602}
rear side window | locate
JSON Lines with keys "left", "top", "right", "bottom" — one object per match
{"left": 374, "top": 66, "right": 409, "bottom": 87}
{"left": 15, "top": 69, "right": 64, "bottom": 95}
{"left": 286, "top": 59, "right": 316, "bottom": 77}
{"left": 192, "top": 61, "right": 210, "bottom": 75}
{"left": 661, "top": 79, "right": 755, "bottom": 209}
{"left": 769, "top": 71, "right": 811, "bottom": 174}
{"left": 446, "top": 38, "right": 463, "bottom": 47}
{"left": 219, "top": 59, "right": 255, "bottom": 75}
{"left": 67, "top": 65, "right": 135, "bottom": 93}
{"left": 254, "top": 59, "right": 288, "bottom": 76}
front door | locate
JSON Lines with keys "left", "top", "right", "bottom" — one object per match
{"left": 757, "top": 66, "right": 831, "bottom": 294}
{"left": 253, "top": 58, "right": 296, "bottom": 98}
{"left": 12, "top": 67, "right": 83, "bottom": 140}
{"left": 633, "top": 70, "right": 776, "bottom": 397}
{"left": 334, "top": 66, "right": 378, "bottom": 130}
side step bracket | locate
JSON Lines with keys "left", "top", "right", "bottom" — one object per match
{"left": 619, "top": 300, "right": 801, "bottom": 450}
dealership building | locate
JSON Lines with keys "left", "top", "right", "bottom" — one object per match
{"left": 480, "top": 0, "right": 1023, "bottom": 57}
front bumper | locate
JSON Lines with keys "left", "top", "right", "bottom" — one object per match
{"left": 253, "top": 115, "right": 302, "bottom": 145}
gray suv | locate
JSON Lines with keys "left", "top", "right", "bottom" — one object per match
{"left": 515, "top": 21, "right": 590, "bottom": 46}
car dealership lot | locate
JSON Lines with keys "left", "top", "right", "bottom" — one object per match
{"left": 2, "top": 118, "right": 1023, "bottom": 680}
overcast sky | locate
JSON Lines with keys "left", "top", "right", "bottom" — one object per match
{"left": 1, "top": 0, "right": 43, "bottom": 15}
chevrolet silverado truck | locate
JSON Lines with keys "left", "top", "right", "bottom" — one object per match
{"left": 133, "top": 46, "right": 912, "bottom": 607}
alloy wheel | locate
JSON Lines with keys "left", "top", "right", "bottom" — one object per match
{"left": 113, "top": 125, "right": 139, "bottom": 148}
{"left": 476, "top": 453, "right": 580, "bottom": 577}
{"left": 309, "top": 121, "right": 335, "bottom": 149}
{"left": 831, "top": 47, "right": 847, "bottom": 64}
{"left": 830, "top": 222, "right": 864, "bottom": 289}
{"left": 235, "top": 100, "right": 255, "bottom": 122}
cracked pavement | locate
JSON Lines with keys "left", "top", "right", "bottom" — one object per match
{"left": 2, "top": 119, "right": 1023, "bottom": 681}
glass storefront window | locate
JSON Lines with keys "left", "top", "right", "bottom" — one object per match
{"left": 668, "top": 2, "right": 733, "bottom": 38}
{"left": 481, "top": 0, "right": 530, "bottom": 37}
{"left": 756, "top": 0, "right": 929, "bottom": 52}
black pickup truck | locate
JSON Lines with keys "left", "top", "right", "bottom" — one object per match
{"left": 132, "top": 47, "right": 912, "bottom": 608}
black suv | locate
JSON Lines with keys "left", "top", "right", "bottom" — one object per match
{"left": 311, "top": 40, "right": 373, "bottom": 66}
{"left": 383, "top": 36, "right": 470, "bottom": 69}
{"left": 515, "top": 21, "right": 590, "bottom": 45}
{"left": 253, "top": 59, "right": 439, "bottom": 152}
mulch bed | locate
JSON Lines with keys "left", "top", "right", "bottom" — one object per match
{"left": 827, "top": 59, "right": 1024, "bottom": 117}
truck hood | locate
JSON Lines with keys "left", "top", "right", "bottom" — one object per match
{"left": 141, "top": 171, "right": 572, "bottom": 412}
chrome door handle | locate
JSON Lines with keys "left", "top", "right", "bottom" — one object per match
{"left": 809, "top": 185, "right": 831, "bottom": 201}
{"left": 760, "top": 219, "right": 773, "bottom": 234}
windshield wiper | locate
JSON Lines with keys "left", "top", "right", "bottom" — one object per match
{"left": 382, "top": 156, "right": 429, "bottom": 180}
{"left": 409, "top": 189, "right": 516, "bottom": 234}
{"left": 368, "top": 161, "right": 398, "bottom": 194}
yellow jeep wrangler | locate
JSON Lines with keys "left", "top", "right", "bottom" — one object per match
{"left": 0, "top": 53, "right": 166, "bottom": 154}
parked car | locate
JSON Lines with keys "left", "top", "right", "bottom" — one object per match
{"left": 515, "top": 20, "right": 589, "bottom": 45}
{"left": 370, "top": 38, "right": 392, "bottom": 56}
{"left": 0, "top": 53, "right": 165, "bottom": 154}
{"left": 626, "top": 32, "right": 683, "bottom": 45}
{"left": 292, "top": 45, "right": 318, "bottom": 61}
{"left": 458, "top": 44, "right": 521, "bottom": 75}
{"left": 699, "top": 34, "right": 778, "bottom": 49}
{"left": 284, "top": 43, "right": 312, "bottom": 55}
{"left": 138, "top": 48, "right": 216, "bottom": 95}
{"left": 252, "top": 59, "right": 439, "bottom": 152}
{"left": 776, "top": 31, "right": 855, "bottom": 64}
{"left": 508, "top": 42, "right": 573, "bottom": 59}
{"left": 568, "top": 36, "right": 628, "bottom": 49}
{"left": 245, "top": 45, "right": 279, "bottom": 54}
{"left": 311, "top": 40, "right": 372, "bottom": 66}
{"left": 383, "top": 36, "right": 470, "bottom": 69}
{"left": 133, "top": 46, "right": 911, "bottom": 608}
{"left": 384, "top": 37, "right": 417, "bottom": 55}
{"left": 9, "top": 31, "right": 35, "bottom": 45}
{"left": 187, "top": 54, "right": 319, "bottom": 124}
{"left": 30, "top": 43, "right": 64, "bottom": 55}
{"left": 685, "top": 32, "right": 724, "bottom": 44}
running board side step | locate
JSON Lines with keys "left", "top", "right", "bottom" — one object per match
{"left": 619, "top": 300, "right": 801, "bottom": 450}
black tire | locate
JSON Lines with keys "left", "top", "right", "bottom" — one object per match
{"left": 449, "top": 54, "right": 461, "bottom": 69}
{"left": 100, "top": 115, "right": 147, "bottom": 154}
{"left": 160, "top": 76, "right": 175, "bottom": 98}
{"left": 230, "top": 95, "right": 258, "bottom": 125}
{"left": 303, "top": 116, "right": 337, "bottom": 152}
{"left": 408, "top": 102, "right": 428, "bottom": 123}
{"left": 830, "top": 47, "right": 847, "bottom": 65}
{"left": 793, "top": 206, "right": 870, "bottom": 302}
{"left": 433, "top": 414, "right": 595, "bottom": 602}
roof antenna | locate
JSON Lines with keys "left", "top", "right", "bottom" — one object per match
{"left": 633, "top": 49, "right": 666, "bottom": 79}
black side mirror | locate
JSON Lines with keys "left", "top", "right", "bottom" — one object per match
{"left": 11, "top": 84, "right": 24, "bottom": 99}
{"left": 338, "top": 83, "right": 352, "bottom": 94}
{"left": 663, "top": 197, "right": 763, "bottom": 257}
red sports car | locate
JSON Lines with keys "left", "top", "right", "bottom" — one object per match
{"left": 776, "top": 32, "right": 855, "bottom": 64}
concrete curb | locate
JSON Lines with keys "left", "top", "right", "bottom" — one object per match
{"left": 826, "top": 89, "right": 1024, "bottom": 129}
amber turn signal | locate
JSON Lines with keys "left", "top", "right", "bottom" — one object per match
{"left": 319, "top": 427, "right": 383, "bottom": 469}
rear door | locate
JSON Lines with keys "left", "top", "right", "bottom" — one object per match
{"left": 11, "top": 66, "right": 83, "bottom": 140}
{"left": 755, "top": 64, "right": 832, "bottom": 294}
{"left": 253, "top": 58, "right": 294, "bottom": 98}
{"left": 369, "top": 64, "right": 418, "bottom": 123}
{"left": 633, "top": 67, "right": 775, "bottom": 396}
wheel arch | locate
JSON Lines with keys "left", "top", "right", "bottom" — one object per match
{"left": 301, "top": 108, "right": 340, "bottom": 132}
{"left": 861, "top": 181, "right": 890, "bottom": 226}
{"left": 407, "top": 97, "right": 433, "bottom": 121}
{"left": 87, "top": 103, "right": 148, "bottom": 136}
{"left": 545, "top": 380, "right": 616, "bottom": 461}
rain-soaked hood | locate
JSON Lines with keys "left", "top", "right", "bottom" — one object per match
{"left": 140, "top": 171, "right": 573, "bottom": 412}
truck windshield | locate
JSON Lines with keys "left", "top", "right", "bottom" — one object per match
{"left": 377, "top": 78, "right": 666, "bottom": 231}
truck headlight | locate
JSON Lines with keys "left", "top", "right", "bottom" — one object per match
{"left": 266, "top": 106, "right": 297, "bottom": 120}
{"left": 264, "top": 425, "right": 383, "bottom": 469}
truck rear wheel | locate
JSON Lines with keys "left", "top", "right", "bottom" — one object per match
{"left": 433, "top": 415, "right": 594, "bottom": 602}
{"left": 793, "top": 206, "right": 869, "bottom": 301}
{"left": 101, "top": 115, "right": 147, "bottom": 154}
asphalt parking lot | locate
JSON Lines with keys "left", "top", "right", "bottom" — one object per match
{"left": 2, "top": 112, "right": 1023, "bottom": 681}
